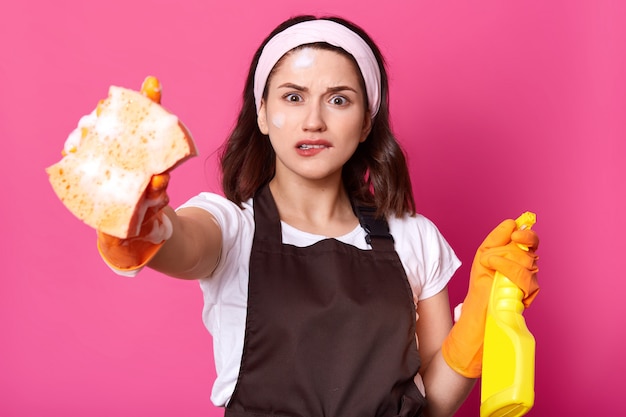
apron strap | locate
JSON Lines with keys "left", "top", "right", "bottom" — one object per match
{"left": 356, "top": 206, "right": 395, "bottom": 251}
{"left": 253, "top": 184, "right": 282, "bottom": 244}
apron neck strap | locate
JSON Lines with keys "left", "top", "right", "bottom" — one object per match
{"left": 253, "top": 184, "right": 283, "bottom": 244}
{"left": 355, "top": 206, "right": 395, "bottom": 251}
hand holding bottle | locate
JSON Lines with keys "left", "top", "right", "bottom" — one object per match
{"left": 442, "top": 218, "right": 539, "bottom": 378}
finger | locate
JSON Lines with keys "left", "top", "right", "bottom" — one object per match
{"left": 482, "top": 254, "right": 539, "bottom": 295}
{"left": 141, "top": 76, "right": 162, "bottom": 104}
{"left": 511, "top": 229, "right": 539, "bottom": 250}
{"left": 480, "top": 219, "right": 516, "bottom": 249}
{"left": 144, "top": 174, "right": 171, "bottom": 219}
{"left": 149, "top": 172, "right": 170, "bottom": 192}
{"left": 145, "top": 173, "right": 170, "bottom": 201}
{"left": 481, "top": 243, "right": 538, "bottom": 270}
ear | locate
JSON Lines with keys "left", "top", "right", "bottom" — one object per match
{"left": 359, "top": 112, "right": 372, "bottom": 143}
{"left": 257, "top": 100, "right": 269, "bottom": 135}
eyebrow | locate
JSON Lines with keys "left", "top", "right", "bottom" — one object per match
{"left": 277, "top": 83, "right": 359, "bottom": 94}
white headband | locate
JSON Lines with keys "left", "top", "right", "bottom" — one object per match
{"left": 253, "top": 19, "right": 382, "bottom": 118}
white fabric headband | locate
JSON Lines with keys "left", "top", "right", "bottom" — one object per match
{"left": 253, "top": 19, "right": 382, "bottom": 118}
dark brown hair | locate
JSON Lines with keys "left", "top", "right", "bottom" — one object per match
{"left": 219, "top": 15, "right": 415, "bottom": 217}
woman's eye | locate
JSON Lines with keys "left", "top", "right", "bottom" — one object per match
{"left": 284, "top": 93, "right": 302, "bottom": 102}
{"left": 330, "top": 96, "right": 349, "bottom": 106}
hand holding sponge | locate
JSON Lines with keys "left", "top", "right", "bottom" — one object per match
{"left": 46, "top": 76, "right": 197, "bottom": 275}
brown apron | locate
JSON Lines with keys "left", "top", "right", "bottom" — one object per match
{"left": 225, "top": 185, "right": 425, "bottom": 417}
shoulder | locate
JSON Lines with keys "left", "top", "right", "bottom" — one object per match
{"left": 388, "top": 212, "right": 446, "bottom": 243}
{"left": 388, "top": 212, "right": 461, "bottom": 300}
{"left": 388, "top": 213, "right": 453, "bottom": 262}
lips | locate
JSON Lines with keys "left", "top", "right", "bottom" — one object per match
{"left": 295, "top": 139, "right": 331, "bottom": 156}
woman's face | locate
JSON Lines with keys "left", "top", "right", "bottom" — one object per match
{"left": 257, "top": 47, "right": 371, "bottom": 184}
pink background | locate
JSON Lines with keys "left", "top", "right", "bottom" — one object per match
{"left": 1, "top": 0, "right": 624, "bottom": 415}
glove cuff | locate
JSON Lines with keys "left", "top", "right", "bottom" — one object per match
{"left": 442, "top": 323, "right": 483, "bottom": 378}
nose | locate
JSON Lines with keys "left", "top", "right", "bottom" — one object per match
{"left": 302, "top": 101, "right": 326, "bottom": 132}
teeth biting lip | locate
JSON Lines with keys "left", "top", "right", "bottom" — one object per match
{"left": 298, "top": 144, "right": 327, "bottom": 150}
{"left": 296, "top": 140, "right": 331, "bottom": 150}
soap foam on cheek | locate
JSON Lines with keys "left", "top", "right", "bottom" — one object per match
{"left": 292, "top": 48, "right": 316, "bottom": 70}
{"left": 272, "top": 113, "right": 286, "bottom": 129}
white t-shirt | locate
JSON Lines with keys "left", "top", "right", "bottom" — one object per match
{"left": 178, "top": 192, "right": 461, "bottom": 407}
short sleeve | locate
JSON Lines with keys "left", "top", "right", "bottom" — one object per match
{"left": 389, "top": 214, "right": 461, "bottom": 301}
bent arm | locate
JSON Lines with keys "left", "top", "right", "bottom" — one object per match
{"left": 148, "top": 205, "right": 223, "bottom": 280}
{"left": 416, "top": 288, "right": 476, "bottom": 417}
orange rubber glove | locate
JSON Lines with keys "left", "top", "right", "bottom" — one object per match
{"left": 97, "top": 172, "right": 172, "bottom": 276}
{"left": 442, "top": 219, "right": 539, "bottom": 378}
{"left": 96, "top": 76, "right": 172, "bottom": 277}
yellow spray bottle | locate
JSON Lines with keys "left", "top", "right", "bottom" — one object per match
{"left": 480, "top": 212, "right": 536, "bottom": 417}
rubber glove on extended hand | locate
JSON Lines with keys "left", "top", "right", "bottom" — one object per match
{"left": 442, "top": 219, "right": 539, "bottom": 378}
{"left": 97, "top": 172, "right": 172, "bottom": 276}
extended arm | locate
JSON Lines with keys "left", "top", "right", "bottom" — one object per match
{"left": 148, "top": 206, "right": 223, "bottom": 279}
{"left": 97, "top": 177, "right": 223, "bottom": 280}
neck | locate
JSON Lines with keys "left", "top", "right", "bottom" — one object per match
{"left": 268, "top": 176, "right": 358, "bottom": 237}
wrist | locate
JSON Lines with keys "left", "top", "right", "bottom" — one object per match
{"left": 441, "top": 293, "right": 489, "bottom": 378}
{"left": 442, "top": 320, "right": 484, "bottom": 378}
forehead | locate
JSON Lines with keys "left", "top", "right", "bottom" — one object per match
{"left": 268, "top": 46, "right": 362, "bottom": 85}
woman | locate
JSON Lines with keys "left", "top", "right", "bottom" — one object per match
{"left": 98, "top": 15, "right": 539, "bottom": 417}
